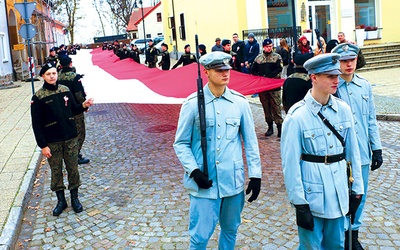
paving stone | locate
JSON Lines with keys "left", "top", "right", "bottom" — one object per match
{"left": 13, "top": 103, "right": 400, "bottom": 249}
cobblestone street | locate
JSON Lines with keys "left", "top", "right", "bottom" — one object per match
{"left": 15, "top": 102, "right": 400, "bottom": 249}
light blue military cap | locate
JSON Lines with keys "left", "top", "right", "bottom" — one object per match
{"left": 331, "top": 43, "right": 360, "bottom": 60}
{"left": 199, "top": 51, "right": 232, "bottom": 70}
{"left": 303, "top": 53, "right": 342, "bottom": 75}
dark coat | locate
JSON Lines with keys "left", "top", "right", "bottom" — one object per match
{"left": 31, "top": 82, "right": 87, "bottom": 148}
{"left": 282, "top": 68, "right": 312, "bottom": 113}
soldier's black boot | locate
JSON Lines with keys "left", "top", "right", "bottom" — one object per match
{"left": 78, "top": 153, "right": 90, "bottom": 165}
{"left": 352, "top": 230, "right": 364, "bottom": 250}
{"left": 53, "top": 190, "right": 68, "bottom": 216}
{"left": 265, "top": 122, "right": 274, "bottom": 136}
{"left": 277, "top": 124, "right": 282, "bottom": 138}
{"left": 70, "top": 188, "right": 83, "bottom": 213}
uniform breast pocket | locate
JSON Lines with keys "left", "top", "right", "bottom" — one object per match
{"left": 361, "top": 95, "right": 369, "bottom": 115}
{"left": 195, "top": 118, "right": 215, "bottom": 141}
{"left": 303, "top": 128, "right": 325, "bottom": 154}
{"left": 226, "top": 118, "right": 240, "bottom": 140}
{"left": 333, "top": 121, "right": 351, "bottom": 140}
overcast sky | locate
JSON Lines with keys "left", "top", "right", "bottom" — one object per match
{"left": 74, "top": 0, "right": 154, "bottom": 44}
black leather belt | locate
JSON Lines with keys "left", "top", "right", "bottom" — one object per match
{"left": 301, "top": 152, "right": 345, "bottom": 164}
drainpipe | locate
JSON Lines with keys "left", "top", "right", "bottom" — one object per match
{"left": 171, "top": 0, "right": 178, "bottom": 59}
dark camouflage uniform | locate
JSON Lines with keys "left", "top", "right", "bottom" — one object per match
{"left": 251, "top": 52, "right": 283, "bottom": 125}
{"left": 31, "top": 82, "right": 86, "bottom": 191}
{"left": 58, "top": 69, "right": 87, "bottom": 153}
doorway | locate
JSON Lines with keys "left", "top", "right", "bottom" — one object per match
{"left": 308, "top": 1, "right": 332, "bottom": 47}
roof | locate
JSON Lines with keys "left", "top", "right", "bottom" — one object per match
{"left": 126, "top": 2, "right": 161, "bottom": 32}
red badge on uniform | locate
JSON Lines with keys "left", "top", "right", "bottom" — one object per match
{"left": 64, "top": 96, "right": 69, "bottom": 106}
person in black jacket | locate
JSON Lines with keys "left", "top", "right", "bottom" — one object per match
{"left": 171, "top": 44, "right": 197, "bottom": 69}
{"left": 145, "top": 39, "right": 159, "bottom": 68}
{"left": 58, "top": 56, "right": 90, "bottom": 165}
{"left": 31, "top": 63, "right": 93, "bottom": 216}
{"left": 282, "top": 53, "right": 313, "bottom": 113}
{"left": 158, "top": 43, "right": 170, "bottom": 70}
{"left": 232, "top": 33, "right": 246, "bottom": 72}
{"left": 130, "top": 44, "right": 141, "bottom": 64}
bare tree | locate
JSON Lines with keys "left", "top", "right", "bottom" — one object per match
{"left": 105, "top": 0, "right": 135, "bottom": 33}
{"left": 53, "top": 0, "right": 82, "bottom": 45}
{"left": 92, "top": 0, "right": 106, "bottom": 36}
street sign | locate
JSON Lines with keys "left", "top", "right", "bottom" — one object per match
{"left": 19, "top": 24, "right": 36, "bottom": 40}
{"left": 14, "top": 2, "right": 37, "bottom": 20}
{"left": 13, "top": 44, "right": 25, "bottom": 50}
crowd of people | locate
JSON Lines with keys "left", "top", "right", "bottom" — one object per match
{"left": 35, "top": 32, "right": 382, "bottom": 249}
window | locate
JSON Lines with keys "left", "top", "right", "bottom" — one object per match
{"left": 0, "top": 33, "right": 9, "bottom": 63}
{"left": 355, "top": 0, "right": 376, "bottom": 27}
{"left": 157, "top": 13, "right": 162, "bottom": 22}
{"left": 267, "top": 0, "right": 293, "bottom": 28}
{"left": 169, "top": 16, "right": 177, "bottom": 41}
{"left": 179, "top": 13, "right": 186, "bottom": 40}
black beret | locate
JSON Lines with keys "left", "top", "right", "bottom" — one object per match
{"left": 184, "top": 44, "right": 190, "bottom": 49}
{"left": 198, "top": 44, "right": 206, "bottom": 51}
{"left": 59, "top": 56, "right": 72, "bottom": 66}
{"left": 293, "top": 53, "right": 314, "bottom": 66}
{"left": 39, "top": 62, "right": 56, "bottom": 76}
{"left": 221, "top": 39, "right": 231, "bottom": 46}
{"left": 161, "top": 43, "right": 168, "bottom": 50}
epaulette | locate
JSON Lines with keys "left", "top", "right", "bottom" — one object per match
{"left": 354, "top": 73, "right": 367, "bottom": 81}
{"left": 186, "top": 92, "right": 198, "bottom": 101}
{"left": 230, "top": 89, "right": 246, "bottom": 99}
{"left": 287, "top": 100, "right": 306, "bottom": 115}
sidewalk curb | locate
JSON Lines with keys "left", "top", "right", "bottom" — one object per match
{"left": 0, "top": 148, "right": 42, "bottom": 250}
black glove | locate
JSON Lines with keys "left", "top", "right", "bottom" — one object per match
{"left": 190, "top": 169, "right": 212, "bottom": 189}
{"left": 245, "top": 178, "right": 261, "bottom": 202}
{"left": 347, "top": 192, "right": 363, "bottom": 224}
{"left": 371, "top": 149, "right": 383, "bottom": 171}
{"left": 294, "top": 204, "right": 314, "bottom": 231}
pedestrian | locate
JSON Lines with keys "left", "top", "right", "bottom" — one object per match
{"left": 158, "top": 43, "right": 171, "bottom": 70}
{"left": 282, "top": 53, "right": 313, "bottom": 113}
{"left": 171, "top": 44, "right": 197, "bottom": 69}
{"left": 198, "top": 44, "right": 207, "bottom": 58}
{"left": 232, "top": 33, "right": 246, "bottom": 72}
{"left": 57, "top": 55, "right": 90, "bottom": 165}
{"left": 332, "top": 43, "right": 383, "bottom": 250}
{"left": 251, "top": 38, "right": 283, "bottom": 137}
{"left": 278, "top": 38, "right": 290, "bottom": 79}
{"left": 281, "top": 53, "right": 364, "bottom": 249}
{"left": 243, "top": 33, "right": 260, "bottom": 74}
{"left": 173, "top": 52, "right": 262, "bottom": 249}
{"left": 211, "top": 37, "right": 223, "bottom": 52}
{"left": 31, "top": 63, "right": 94, "bottom": 216}
{"left": 326, "top": 39, "right": 339, "bottom": 53}
{"left": 130, "top": 44, "right": 141, "bottom": 64}
{"left": 144, "top": 39, "right": 159, "bottom": 68}
{"left": 46, "top": 47, "right": 59, "bottom": 67}
{"left": 221, "top": 39, "right": 238, "bottom": 71}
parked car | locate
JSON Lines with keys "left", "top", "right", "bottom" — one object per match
{"left": 130, "top": 38, "right": 152, "bottom": 53}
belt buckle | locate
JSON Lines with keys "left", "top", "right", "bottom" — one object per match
{"left": 324, "top": 155, "right": 331, "bottom": 165}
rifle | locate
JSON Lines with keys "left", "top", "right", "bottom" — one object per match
{"left": 195, "top": 34, "right": 208, "bottom": 179}
{"left": 314, "top": 29, "right": 324, "bottom": 54}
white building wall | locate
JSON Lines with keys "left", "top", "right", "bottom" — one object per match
{"left": 0, "top": 0, "right": 13, "bottom": 82}
{"left": 136, "top": 5, "right": 164, "bottom": 39}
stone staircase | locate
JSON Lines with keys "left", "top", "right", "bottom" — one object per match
{"left": 357, "top": 43, "right": 400, "bottom": 72}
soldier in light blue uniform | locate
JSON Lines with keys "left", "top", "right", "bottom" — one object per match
{"left": 332, "top": 43, "right": 383, "bottom": 250}
{"left": 174, "top": 52, "right": 262, "bottom": 249}
{"left": 281, "top": 53, "right": 364, "bottom": 249}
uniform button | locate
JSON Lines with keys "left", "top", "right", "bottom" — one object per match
{"left": 217, "top": 111, "right": 220, "bottom": 114}
{"left": 323, "top": 108, "right": 326, "bottom": 111}
{"left": 329, "top": 145, "right": 333, "bottom": 148}
{"left": 217, "top": 148, "right": 221, "bottom": 151}
{"left": 339, "top": 125, "right": 343, "bottom": 131}
{"left": 217, "top": 135, "right": 221, "bottom": 139}
{"left": 327, "top": 132, "right": 331, "bottom": 136}
{"left": 307, "top": 188, "right": 311, "bottom": 192}
{"left": 350, "top": 92, "right": 352, "bottom": 95}
{"left": 216, "top": 161, "right": 220, "bottom": 164}
{"left": 355, "top": 121, "right": 357, "bottom": 124}
{"left": 312, "top": 134, "right": 315, "bottom": 138}
{"left": 218, "top": 123, "right": 221, "bottom": 127}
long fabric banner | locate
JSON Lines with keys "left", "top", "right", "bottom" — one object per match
{"left": 91, "top": 48, "right": 284, "bottom": 98}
